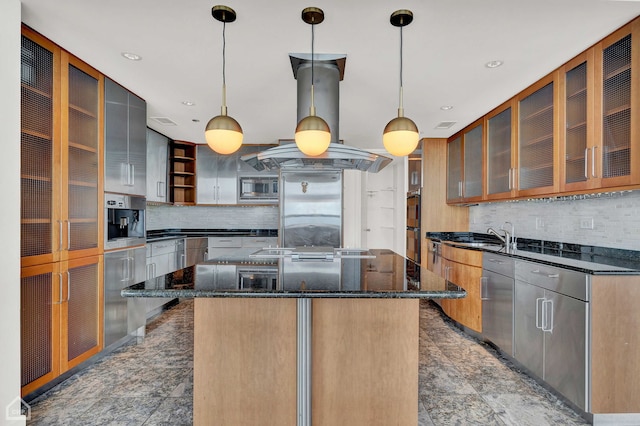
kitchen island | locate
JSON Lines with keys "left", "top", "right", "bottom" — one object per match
{"left": 123, "top": 248, "right": 464, "bottom": 425}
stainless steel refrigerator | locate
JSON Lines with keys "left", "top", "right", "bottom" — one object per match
{"left": 281, "top": 170, "right": 342, "bottom": 248}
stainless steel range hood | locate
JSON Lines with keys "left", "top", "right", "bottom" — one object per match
{"left": 241, "top": 54, "right": 392, "bottom": 173}
{"left": 242, "top": 142, "right": 392, "bottom": 172}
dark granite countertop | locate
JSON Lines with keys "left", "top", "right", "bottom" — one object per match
{"left": 426, "top": 232, "right": 640, "bottom": 275}
{"left": 146, "top": 228, "right": 278, "bottom": 242}
{"left": 122, "top": 249, "right": 466, "bottom": 299}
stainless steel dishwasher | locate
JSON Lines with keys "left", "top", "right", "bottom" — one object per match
{"left": 514, "top": 259, "right": 589, "bottom": 412}
{"left": 481, "top": 252, "right": 514, "bottom": 355}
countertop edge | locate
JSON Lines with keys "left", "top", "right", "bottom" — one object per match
{"left": 121, "top": 289, "right": 467, "bottom": 299}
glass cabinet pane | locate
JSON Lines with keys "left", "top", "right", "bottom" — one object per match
{"left": 565, "top": 62, "right": 588, "bottom": 184}
{"left": 519, "top": 83, "right": 554, "bottom": 190}
{"left": 67, "top": 65, "right": 99, "bottom": 251}
{"left": 21, "top": 36, "right": 54, "bottom": 258}
{"left": 487, "top": 108, "right": 512, "bottom": 195}
{"left": 447, "top": 136, "right": 462, "bottom": 200}
{"left": 602, "top": 34, "right": 631, "bottom": 179}
{"left": 464, "top": 125, "right": 483, "bottom": 198}
{"left": 67, "top": 262, "right": 99, "bottom": 361}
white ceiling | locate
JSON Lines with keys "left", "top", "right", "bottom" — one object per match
{"left": 19, "top": 0, "right": 640, "bottom": 150}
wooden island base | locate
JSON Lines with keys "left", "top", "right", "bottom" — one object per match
{"left": 194, "top": 298, "right": 419, "bottom": 425}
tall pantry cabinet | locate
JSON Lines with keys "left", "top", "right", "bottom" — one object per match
{"left": 20, "top": 27, "right": 104, "bottom": 396}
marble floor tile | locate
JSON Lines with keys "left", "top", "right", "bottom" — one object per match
{"left": 27, "top": 299, "right": 589, "bottom": 425}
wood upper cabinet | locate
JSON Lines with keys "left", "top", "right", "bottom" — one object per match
{"left": 560, "top": 51, "right": 595, "bottom": 192}
{"left": 486, "top": 100, "right": 516, "bottom": 200}
{"left": 593, "top": 21, "right": 640, "bottom": 188}
{"left": 21, "top": 27, "right": 103, "bottom": 267}
{"left": 515, "top": 73, "right": 560, "bottom": 197}
{"left": 447, "top": 119, "right": 484, "bottom": 204}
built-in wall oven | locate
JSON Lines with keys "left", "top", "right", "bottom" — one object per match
{"left": 238, "top": 176, "right": 279, "bottom": 203}
{"left": 105, "top": 193, "right": 146, "bottom": 250}
{"left": 237, "top": 266, "right": 278, "bottom": 290}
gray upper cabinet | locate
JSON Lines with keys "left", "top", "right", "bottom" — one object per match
{"left": 146, "top": 128, "right": 169, "bottom": 203}
{"left": 196, "top": 145, "right": 239, "bottom": 204}
{"left": 105, "top": 78, "right": 147, "bottom": 195}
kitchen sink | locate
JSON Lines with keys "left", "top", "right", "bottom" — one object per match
{"left": 448, "top": 241, "right": 505, "bottom": 250}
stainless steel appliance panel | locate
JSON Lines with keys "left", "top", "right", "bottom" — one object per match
{"left": 514, "top": 280, "right": 545, "bottom": 379}
{"left": 481, "top": 269, "right": 514, "bottom": 355}
{"left": 146, "top": 128, "right": 169, "bottom": 203}
{"left": 406, "top": 228, "right": 420, "bottom": 263}
{"left": 238, "top": 176, "right": 279, "bottom": 202}
{"left": 544, "top": 289, "right": 588, "bottom": 411}
{"left": 196, "top": 145, "right": 239, "bottom": 204}
{"left": 104, "top": 78, "right": 147, "bottom": 196}
{"left": 515, "top": 260, "right": 588, "bottom": 301}
{"left": 104, "top": 246, "right": 146, "bottom": 347}
{"left": 237, "top": 266, "right": 278, "bottom": 290}
{"left": 281, "top": 170, "right": 342, "bottom": 248}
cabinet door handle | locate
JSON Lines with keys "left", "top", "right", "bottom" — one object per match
{"left": 584, "top": 148, "right": 589, "bottom": 179}
{"left": 130, "top": 164, "right": 135, "bottom": 186}
{"left": 542, "top": 299, "right": 554, "bottom": 332}
{"left": 66, "top": 271, "right": 71, "bottom": 302}
{"left": 508, "top": 168, "right": 513, "bottom": 190}
{"left": 58, "top": 220, "right": 64, "bottom": 251}
{"left": 121, "top": 258, "right": 129, "bottom": 281}
{"left": 535, "top": 297, "right": 545, "bottom": 330}
{"left": 56, "top": 272, "right": 63, "bottom": 305}
{"left": 591, "top": 146, "right": 597, "bottom": 178}
{"left": 181, "top": 253, "right": 186, "bottom": 269}
{"left": 66, "top": 220, "right": 71, "bottom": 250}
{"left": 157, "top": 181, "right": 165, "bottom": 197}
{"left": 480, "top": 277, "right": 489, "bottom": 300}
{"left": 531, "top": 269, "right": 559, "bottom": 278}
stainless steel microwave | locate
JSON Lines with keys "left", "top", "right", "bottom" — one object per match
{"left": 238, "top": 176, "right": 279, "bottom": 203}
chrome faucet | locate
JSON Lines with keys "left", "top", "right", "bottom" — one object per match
{"left": 487, "top": 227, "right": 507, "bottom": 245}
{"left": 501, "top": 221, "right": 516, "bottom": 251}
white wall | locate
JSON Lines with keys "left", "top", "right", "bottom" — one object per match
{"left": 0, "top": 0, "right": 26, "bottom": 424}
{"left": 469, "top": 190, "right": 640, "bottom": 250}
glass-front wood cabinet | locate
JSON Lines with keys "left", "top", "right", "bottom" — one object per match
{"left": 20, "top": 26, "right": 104, "bottom": 397}
{"left": 20, "top": 28, "right": 103, "bottom": 267}
{"left": 447, "top": 120, "right": 484, "bottom": 204}
{"left": 486, "top": 101, "right": 515, "bottom": 200}
{"left": 21, "top": 255, "right": 103, "bottom": 396}
{"left": 516, "top": 74, "right": 558, "bottom": 197}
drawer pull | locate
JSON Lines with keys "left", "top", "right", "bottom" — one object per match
{"left": 531, "top": 270, "right": 559, "bottom": 278}
{"left": 488, "top": 258, "right": 505, "bottom": 264}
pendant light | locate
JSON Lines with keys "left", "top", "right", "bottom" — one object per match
{"left": 383, "top": 9, "right": 419, "bottom": 157}
{"left": 295, "top": 7, "right": 331, "bottom": 157}
{"left": 205, "top": 5, "right": 243, "bottom": 155}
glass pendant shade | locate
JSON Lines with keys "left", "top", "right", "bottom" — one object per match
{"left": 295, "top": 114, "right": 331, "bottom": 156}
{"left": 205, "top": 113, "right": 243, "bottom": 155}
{"left": 383, "top": 115, "right": 419, "bottom": 156}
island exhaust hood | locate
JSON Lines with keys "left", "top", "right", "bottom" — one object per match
{"left": 241, "top": 54, "right": 392, "bottom": 173}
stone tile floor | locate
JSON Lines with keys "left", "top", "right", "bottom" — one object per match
{"left": 27, "top": 299, "right": 588, "bottom": 425}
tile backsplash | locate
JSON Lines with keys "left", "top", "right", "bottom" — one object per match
{"left": 468, "top": 190, "right": 640, "bottom": 250}
{"left": 146, "top": 204, "right": 279, "bottom": 231}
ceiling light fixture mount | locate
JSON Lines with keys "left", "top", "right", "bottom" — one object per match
{"left": 485, "top": 60, "right": 504, "bottom": 69}
{"left": 205, "top": 4, "right": 243, "bottom": 155}
{"left": 294, "top": 7, "right": 332, "bottom": 157}
{"left": 383, "top": 9, "right": 419, "bottom": 157}
{"left": 121, "top": 52, "right": 142, "bottom": 61}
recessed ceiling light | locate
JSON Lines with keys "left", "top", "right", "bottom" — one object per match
{"left": 182, "top": 101, "right": 195, "bottom": 106}
{"left": 121, "top": 52, "right": 142, "bottom": 61}
{"left": 440, "top": 105, "right": 454, "bottom": 111}
{"left": 485, "top": 60, "right": 503, "bottom": 69}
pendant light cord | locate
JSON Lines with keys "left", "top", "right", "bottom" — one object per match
{"left": 310, "top": 21, "right": 316, "bottom": 113}
{"left": 221, "top": 20, "right": 227, "bottom": 112}
{"left": 399, "top": 24, "right": 404, "bottom": 114}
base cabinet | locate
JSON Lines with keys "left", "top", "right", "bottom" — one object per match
{"left": 21, "top": 255, "right": 103, "bottom": 396}
{"left": 194, "top": 298, "right": 419, "bottom": 425}
{"left": 514, "top": 261, "right": 588, "bottom": 412}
